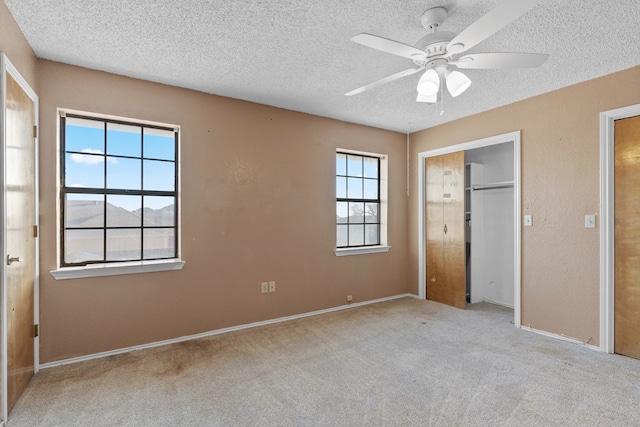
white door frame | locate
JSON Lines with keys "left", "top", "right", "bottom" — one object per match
{"left": 599, "top": 103, "right": 640, "bottom": 354}
{"left": 417, "top": 131, "right": 522, "bottom": 327}
{"left": 0, "top": 53, "right": 40, "bottom": 422}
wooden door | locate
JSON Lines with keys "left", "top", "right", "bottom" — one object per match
{"left": 614, "top": 115, "right": 640, "bottom": 359}
{"left": 426, "top": 155, "right": 445, "bottom": 303}
{"left": 4, "top": 69, "right": 37, "bottom": 412}
{"left": 442, "top": 152, "right": 466, "bottom": 308}
{"left": 425, "top": 152, "right": 466, "bottom": 309}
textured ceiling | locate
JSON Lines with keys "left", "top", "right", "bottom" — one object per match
{"left": 5, "top": 0, "right": 640, "bottom": 133}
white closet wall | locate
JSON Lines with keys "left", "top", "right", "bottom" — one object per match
{"left": 466, "top": 143, "right": 514, "bottom": 308}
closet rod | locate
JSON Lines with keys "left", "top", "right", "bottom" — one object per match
{"left": 471, "top": 181, "right": 514, "bottom": 191}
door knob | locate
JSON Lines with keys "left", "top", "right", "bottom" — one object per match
{"left": 6, "top": 255, "right": 21, "bottom": 266}
{"left": 444, "top": 224, "right": 448, "bottom": 234}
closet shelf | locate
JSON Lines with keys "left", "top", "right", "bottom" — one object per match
{"left": 471, "top": 181, "right": 514, "bottom": 191}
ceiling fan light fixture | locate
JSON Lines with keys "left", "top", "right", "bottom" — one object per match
{"left": 417, "top": 69, "right": 440, "bottom": 96}
{"left": 445, "top": 70, "right": 471, "bottom": 97}
{"left": 416, "top": 92, "right": 437, "bottom": 103}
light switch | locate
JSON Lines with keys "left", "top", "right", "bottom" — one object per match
{"left": 524, "top": 214, "right": 532, "bottom": 227}
{"left": 585, "top": 214, "right": 596, "bottom": 228}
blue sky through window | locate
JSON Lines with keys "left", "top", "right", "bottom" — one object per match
{"left": 65, "top": 119, "right": 176, "bottom": 211}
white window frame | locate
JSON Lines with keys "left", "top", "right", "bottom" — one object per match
{"left": 335, "top": 148, "right": 390, "bottom": 256}
{"left": 50, "top": 109, "right": 185, "bottom": 280}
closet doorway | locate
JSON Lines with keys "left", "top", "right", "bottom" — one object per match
{"left": 418, "top": 131, "right": 521, "bottom": 326}
{"left": 465, "top": 143, "right": 515, "bottom": 307}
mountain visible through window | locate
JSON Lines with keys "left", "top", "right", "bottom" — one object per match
{"left": 336, "top": 152, "right": 380, "bottom": 248}
{"left": 60, "top": 113, "right": 179, "bottom": 266}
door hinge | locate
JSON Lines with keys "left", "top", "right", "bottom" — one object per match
{"left": 33, "top": 224, "right": 38, "bottom": 238}
{"left": 34, "top": 324, "right": 39, "bottom": 338}
{"left": 33, "top": 125, "right": 38, "bottom": 138}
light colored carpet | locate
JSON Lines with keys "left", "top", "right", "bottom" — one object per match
{"left": 8, "top": 298, "right": 640, "bottom": 426}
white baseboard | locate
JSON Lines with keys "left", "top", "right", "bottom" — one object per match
{"left": 483, "top": 298, "right": 514, "bottom": 309}
{"left": 39, "top": 293, "right": 418, "bottom": 370}
{"left": 519, "top": 325, "right": 601, "bottom": 351}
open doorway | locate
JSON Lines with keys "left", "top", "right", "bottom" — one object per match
{"left": 465, "top": 143, "right": 515, "bottom": 308}
{"left": 418, "top": 131, "right": 521, "bottom": 326}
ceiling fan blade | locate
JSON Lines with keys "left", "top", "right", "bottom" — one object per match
{"left": 451, "top": 52, "right": 549, "bottom": 69}
{"left": 345, "top": 67, "right": 424, "bottom": 96}
{"left": 352, "top": 33, "right": 427, "bottom": 60}
{"left": 446, "top": 0, "right": 542, "bottom": 55}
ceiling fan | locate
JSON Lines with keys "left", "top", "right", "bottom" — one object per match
{"left": 345, "top": 0, "right": 549, "bottom": 103}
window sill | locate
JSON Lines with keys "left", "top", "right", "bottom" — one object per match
{"left": 334, "top": 246, "right": 390, "bottom": 257}
{"left": 50, "top": 258, "right": 186, "bottom": 280}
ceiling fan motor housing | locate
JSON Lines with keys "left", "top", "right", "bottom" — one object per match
{"left": 413, "top": 7, "right": 456, "bottom": 65}
{"left": 413, "top": 31, "right": 457, "bottom": 64}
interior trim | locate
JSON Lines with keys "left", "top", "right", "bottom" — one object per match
{"left": 520, "top": 325, "right": 600, "bottom": 352}
{"left": 334, "top": 246, "right": 390, "bottom": 256}
{"left": 50, "top": 258, "right": 185, "bottom": 280}
{"left": 39, "top": 293, "right": 419, "bottom": 370}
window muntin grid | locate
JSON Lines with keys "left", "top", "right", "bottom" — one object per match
{"left": 61, "top": 114, "right": 178, "bottom": 266}
{"left": 336, "top": 152, "right": 381, "bottom": 248}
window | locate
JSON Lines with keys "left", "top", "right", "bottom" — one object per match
{"left": 59, "top": 112, "right": 179, "bottom": 268}
{"left": 336, "top": 151, "right": 388, "bottom": 254}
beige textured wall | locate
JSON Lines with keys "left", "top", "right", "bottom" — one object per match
{"left": 0, "top": 1, "right": 37, "bottom": 89}
{"left": 37, "top": 60, "right": 410, "bottom": 363}
{"left": 7, "top": 0, "right": 638, "bottom": 361}
{"left": 409, "top": 65, "right": 640, "bottom": 346}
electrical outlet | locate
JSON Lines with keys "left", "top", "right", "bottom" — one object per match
{"left": 585, "top": 214, "right": 596, "bottom": 228}
{"left": 268, "top": 281, "right": 276, "bottom": 293}
{"left": 261, "top": 282, "right": 269, "bottom": 294}
{"left": 347, "top": 295, "right": 353, "bottom": 302}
